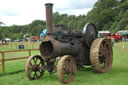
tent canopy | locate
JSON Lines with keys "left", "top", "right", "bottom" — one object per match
{"left": 98, "top": 31, "right": 110, "bottom": 33}
{"left": 118, "top": 32, "right": 128, "bottom": 35}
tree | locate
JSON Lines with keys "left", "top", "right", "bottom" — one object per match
{"left": 0, "top": 0, "right": 128, "bottom": 39}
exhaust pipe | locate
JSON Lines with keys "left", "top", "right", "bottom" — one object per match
{"left": 40, "top": 3, "right": 61, "bottom": 58}
{"left": 45, "top": 3, "right": 53, "bottom": 36}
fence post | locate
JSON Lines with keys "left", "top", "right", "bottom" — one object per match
{"left": 38, "top": 42, "right": 40, "bottom": 47}
{"left": 28, "top": 50, "right": 31, "bottom": 57}
{"left": 32, "top": 42, "right": 34, "bottom": 49}
{"left": 1, "top": 52, "right": 5, "bottom": 74}
{"left": 11, "top": 42, "right": 12, "bottom": 48}
{"left": 15, "top": 42, "right": 17, "bottom": 49}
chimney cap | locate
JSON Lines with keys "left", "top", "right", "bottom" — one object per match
{"left": 45, "top": 3, "right": 53, "bottom": 8}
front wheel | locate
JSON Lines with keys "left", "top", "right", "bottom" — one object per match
{"left": 57, "top": 55, "right": 77, "bottom": 84}
{"left": 25, "top": 55, "right": 45, "bottom": 80}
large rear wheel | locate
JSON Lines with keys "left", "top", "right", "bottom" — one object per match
{"left": 90, "top": 38, "right": 113, "bottom": 73}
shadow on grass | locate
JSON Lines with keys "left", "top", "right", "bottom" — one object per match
{"left": 0, "top": 70, "right": 24, "bottom": 77}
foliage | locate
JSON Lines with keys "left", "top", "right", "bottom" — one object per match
{"left": 0, "top": 14, "right": 86, "bottom": 39}
{"left": 86, "top": 0, "right": 128, "bottom": 32}
{"left": 53, "top": 12, "right": 86, "bottom": 30}
{"left": 0, "top": 20, "right": 45, "bottom": 39}
{"left": 0, "top": 0, "right": 128, "bottom": 39}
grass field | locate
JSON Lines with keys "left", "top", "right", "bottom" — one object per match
{"left": 0, "top": 42, "right": 128, "bottom": 85}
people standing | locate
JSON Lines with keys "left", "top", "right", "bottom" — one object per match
{"left": 111, "top": 37, "right": 115, "bottom": 47}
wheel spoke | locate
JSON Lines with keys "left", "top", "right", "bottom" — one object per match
{"left": 30, "top": 61, "right": 32, "bottom": 66}
{"left": 106, "top": 50, "right": 110, "bottom": 55}
{"left": 33, "top": 72, "right": 36, "bottom": 79}
{"left": 39, "top": 70, "right": 42, "bottom": 73}
{"left": 39, "top": 61, "right": 41, "bottom": 66}
{"left": 28, "top": 65, "right": 32, "bottom": 70}
{"left": 103, "top": 41, "right": 109, "bottom": 53}
{"left": 99, "top": 44, "right": 104, "bottom": 56}
{"left": 33, "top": 57, "right": 38, "bottom": 64}
{"left": 33, "top": 72, "right": 38, "bottom": 79}
{"left": 29, "top": 70, "right": 33, "bottom": 74}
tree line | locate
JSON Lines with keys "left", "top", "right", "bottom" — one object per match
{"left": 0, "top": 0, "right": 128, "bottom": 39}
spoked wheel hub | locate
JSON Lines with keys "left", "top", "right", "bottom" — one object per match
{"left": 32, "top": 64, "right": 40, "bottom": 72}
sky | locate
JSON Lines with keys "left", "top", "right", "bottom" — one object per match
{"left": 0, "top": 0, "right": 97, "bottom": 26}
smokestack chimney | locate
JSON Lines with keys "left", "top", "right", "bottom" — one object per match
{"left": 45, "top": 3, "right": 53, "bottom": 36}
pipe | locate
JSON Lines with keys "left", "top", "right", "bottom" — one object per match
{"left": 45, "top": 3, "right": 54, "bottom": 36}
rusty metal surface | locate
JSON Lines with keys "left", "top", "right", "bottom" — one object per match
{"left": 40, "top": 37, "right": 61, "bottom": 59}
{"left": 90, "top": 38, "right": 113, "bottom": 73}
{"left": 40, "top": 37, "right": 81, "bottom": 59}
{"left": 45, "top": 3, "right": 54, "bottom": 36}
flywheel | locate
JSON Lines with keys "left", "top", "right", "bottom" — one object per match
{"left": 83, "top": 23, "right": 98, "bottom": 48}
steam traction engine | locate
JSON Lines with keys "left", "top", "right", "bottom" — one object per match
{"left": 25, "top": 3, "right": 113, "bottom": 84}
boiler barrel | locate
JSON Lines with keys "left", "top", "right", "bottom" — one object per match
{"left": 60, "top": 43, "right": 81, "bottom": 56}
{"left": 40, "top": 40, "right": 81, "bottom": 58}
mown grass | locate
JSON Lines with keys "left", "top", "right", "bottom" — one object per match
{"left": 0, "top": 42, "right": 128, "bottom": 85}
